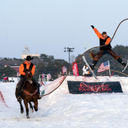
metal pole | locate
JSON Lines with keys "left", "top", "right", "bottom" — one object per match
{"left": 68, "top": 50, "right": 71, "bottom": 75}
{"left": 64, "top": 47, "right": 74, "bottom": 75}
{"left": 108, "top": 60, "right": 111, "bottom": 76}
{"left": 68, "top": 50, "right": 70, "bottom": 64}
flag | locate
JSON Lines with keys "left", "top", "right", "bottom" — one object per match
{"left": 72, "top": 62, "right": 79, "bottom": 76}
{"left": 62, "top": 66, "right": 67, "bottom": 74}
{"left": 98, "top": 60, "right": 110, "bottom": 73}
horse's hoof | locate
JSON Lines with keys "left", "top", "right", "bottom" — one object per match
{"left": 21, "top": 110, "right": 24, "bottom": 114}
{"left": 32, "top": 110, "right": 34, "bottom": 113}
{"left": 20, "top": 109, "right": 24, "bottom": 114}
{"left": 27, "top": 116, "right": 30, "bottom": 119}
{"left": 34, "top": 108, "right": 38, "bottom": 112}
{"left": 34, "top": 106, "right": 38, "bottom": 111}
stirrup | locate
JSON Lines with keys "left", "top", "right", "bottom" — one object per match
{"left": 17, "top": 96, "right": 22, "bottom": 101}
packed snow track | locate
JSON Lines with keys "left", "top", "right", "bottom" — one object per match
{"left": 0, "top": 77, "right": 128, "bottom": 128}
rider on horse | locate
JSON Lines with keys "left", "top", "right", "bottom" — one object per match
{"left": 16, "top": 55, "right": 41, "bottom": 100}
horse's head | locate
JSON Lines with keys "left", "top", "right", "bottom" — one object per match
{"left": 25, "top": 70, "right": 33, "bottom": 84}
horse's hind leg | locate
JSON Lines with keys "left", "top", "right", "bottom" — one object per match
{"left": 24, "top": 100, "right": 29, "bottom": 118}
{"left": 19, "top": 100, "right": 24, "bottom": 114}
{"left": 29, "top": 102, "right": 34, "bottom": 112}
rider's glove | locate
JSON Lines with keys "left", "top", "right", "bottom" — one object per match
{"left": 91, "top": 25, "right": 94, "bottom": 29}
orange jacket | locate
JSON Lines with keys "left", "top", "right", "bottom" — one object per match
{"left": 19, "top": 61, "right": 35, "bottom": 76}
{"left": 93, "top": 28, "right": 111, "bottom": 45}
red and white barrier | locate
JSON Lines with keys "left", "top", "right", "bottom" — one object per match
{"left": 0, "top": 91, "right": 8, "bottom": 107}
{"left": 42, "top": 76, "right": 66, "bottom": 96}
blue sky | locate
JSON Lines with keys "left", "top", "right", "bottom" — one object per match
{"left": 0, "top": 0, "right": 128, "bottom": 60}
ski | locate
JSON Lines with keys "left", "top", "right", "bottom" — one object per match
{"left": 82, "top": 56, "right": 97, "bottom": 79}
{"left": 122, "top": 60, "right": 128, "bottom": 72}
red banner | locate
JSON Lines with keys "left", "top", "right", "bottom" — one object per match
{"left": 72, "top": 62, "right": 79, "bottom": 76}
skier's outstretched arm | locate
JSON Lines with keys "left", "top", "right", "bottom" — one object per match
{"left": 91, "top": 25, "right": 103, "bottom": 39}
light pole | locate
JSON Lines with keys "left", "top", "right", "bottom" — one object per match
{"left": 64, "top": 47, "right": 74, "bottom": 74}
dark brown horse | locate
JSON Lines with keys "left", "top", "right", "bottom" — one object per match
{"left": 15, "top": 71, "right": 39, "bottom": 118}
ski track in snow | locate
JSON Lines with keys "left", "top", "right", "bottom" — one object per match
{"left": 0, "top": 82, "right": 128, "bottom": 128}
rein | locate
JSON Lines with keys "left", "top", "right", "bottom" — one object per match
{"left": 23, "top": 90, "right": 38, "bottom": 97}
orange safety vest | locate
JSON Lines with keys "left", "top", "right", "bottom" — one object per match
{"left": 19, "top": 61, "right": 35, "bottom": 76}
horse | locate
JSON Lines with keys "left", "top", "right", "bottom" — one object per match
{"left": 15, "top": 71, "right": 39, "bottom": 118}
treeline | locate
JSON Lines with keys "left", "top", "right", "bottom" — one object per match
{"left": 0, "top": 66, "right": 17, "bottom": 79}
{"left": 0, "top": 45, "right": 127, "bottom": 80}
{"left": 0, "top": 54, "right": 69, "bottom": 80}
{"left": 34, "top": 54, "right": 69, "bottom": 80}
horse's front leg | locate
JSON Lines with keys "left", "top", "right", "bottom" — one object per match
{"left": 24, "top": 100, "right": 29, "bottom": 118}
{"left": 19, "top": 100, "right": 24, "bottom": 114}
{"left": 29, "top": 102, "right": 34, "bottom": 112}
{"left": 34, "top": 100, "right": 38, "bottom": 112}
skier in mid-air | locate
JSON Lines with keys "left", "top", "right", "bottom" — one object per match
{"left": 90, "top": 25, "right": 127, "bottom": 70}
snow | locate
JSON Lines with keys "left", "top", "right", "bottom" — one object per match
{"left": 0, "top": 76, "right": 128, "bottom": 128}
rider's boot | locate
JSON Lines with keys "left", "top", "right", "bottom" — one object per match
{"left": 90, "top": 60, "right": 97, "bottom": 70}
{"left": 90, "top": 50, "right": 96, "bottom": 60}
{"left": 33, "top": 79, "right": 41, "bottom": 99}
